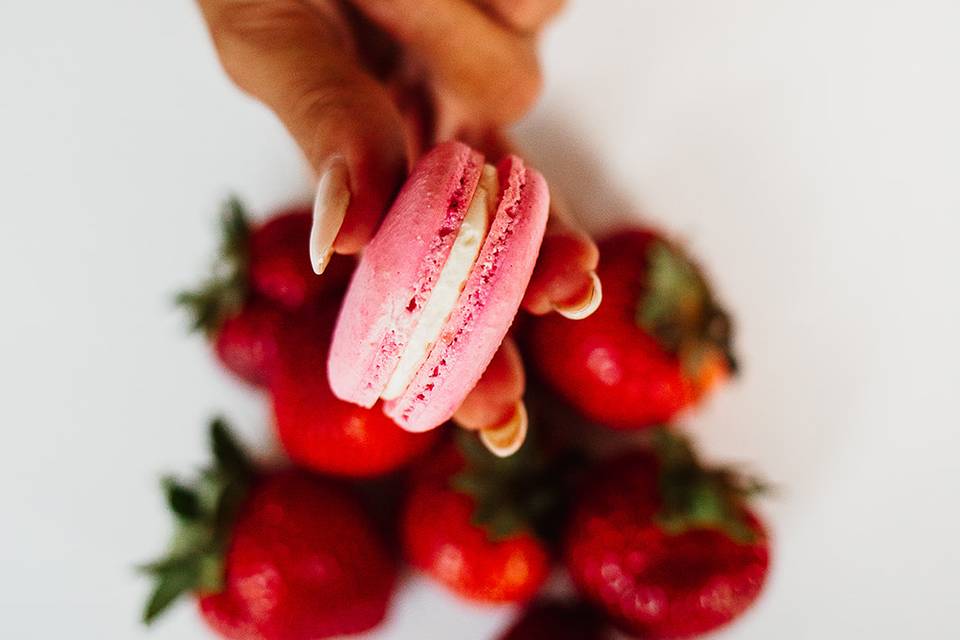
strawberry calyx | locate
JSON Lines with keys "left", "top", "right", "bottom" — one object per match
{"left": 636, "top": 240, "right": 738, "bottom": 378}
{"left": 450, "top": 427, "right": 577, "bottom": 543}
{"left": 176, "top": 197, "right": 252, "bottom": 336}
{"left": 140, "top": 418, "right": 256, "bottom": 624}
{"left": 650, "top": 427, "right": 765, "bottom": 543}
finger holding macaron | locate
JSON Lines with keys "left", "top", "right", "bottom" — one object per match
{"left": 453, "top": 337, "right": 527, "bottom": 457}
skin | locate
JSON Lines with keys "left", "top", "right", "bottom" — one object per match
{"left": 196, "top": 0, "right": 597, "bottom": 430}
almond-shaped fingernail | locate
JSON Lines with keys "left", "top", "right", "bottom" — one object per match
{"left": 479, "top": 402, "right": 528, "bottom": 458}
{"left": 555, "top": 271, "right": 602, "bottom": 320}
{"left": 310, "top": 156, "right": 350, "bottom": 275}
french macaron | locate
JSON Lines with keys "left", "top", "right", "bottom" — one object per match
{"left": 328, "top": 141, "right": 549, "bottom": 434}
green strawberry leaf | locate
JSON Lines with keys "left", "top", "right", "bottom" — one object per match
{"left": 451, "top": 420, "right": 581, "bottom": 545}
{"left": 652, "top": 427, "right": 765, "bottom": 544}
{"left": 142, "top": 562, "right": 201, "bottom": 624}
{"left": 137, "top": 553, "right": 198, "bottom": 577}
{"left": 210, "top": 416, "right": 255, "bottom": 481}
{"left": 196, "top": 553, "right": 226, "bottom": 594}
{"left": 449, "top": 472, "right": 486, "bottom": 497}
{"left": 140, "top": 417, "right": 255, "bottom": 625}
{"left": 175, "top": 197, "right": 252, "bottom": 336}
{"left": 638, "top": 242, "right": 707, "bottom": 345}
{"left": 637, "top": 240, "right": 738, "bottom": 379}
{"left": 163, "top": 478, "right": 201, "bottom": 521}
{"left": 473, "top": 508, "right": 527, "bottom": 543}
{"left": 220, "top": 196, "right": 251, "bottom": 263}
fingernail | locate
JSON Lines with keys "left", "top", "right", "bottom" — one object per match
{"left": 479, "top": 402, "right": 528, "bottom": 458}
{"left": 310, "top": 156, "right": 350, "bottom": 275}
{"left": 555, "top": 271, "right": 602, "bottom": 320}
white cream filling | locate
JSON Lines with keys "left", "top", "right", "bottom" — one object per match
{"left": 381, "top": 164, "right": 498, "bottom": 400}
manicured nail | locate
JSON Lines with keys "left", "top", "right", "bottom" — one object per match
{"left": 310, "top": 156, "right": 350, "bottom": 275}
{"left": 555, "top": 271, "right": 602, "bottom": 320}
{"left": 479, "top": 402, "right": 528, "bottom": 458}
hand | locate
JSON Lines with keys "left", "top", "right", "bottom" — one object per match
{"left": 197, "top": 0, "right": 599, "bottom": 452}
{"left": 197, "top": 0, "right": 562, "bottom": 263}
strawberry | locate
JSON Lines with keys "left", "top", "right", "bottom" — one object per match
{"left": 563, "top": 429, "right": 770, "bottom": 639}
{"left": 498, "top": 600, "right": 609, "bottom": 640}
{"left": 210, "top": 298, "right": 283, "bottom": 387}
{"left": 527, "top": 229, "right": 737, "bottom": 429}
{"left": 247, "top": 204, "right": 352, "bottom": 309}
{"left": 177, "top": 198, "right": 353, "bottom": 387}
{"left": 271, "top": 303, "right": 439, "bottom": 477}
{"left": 141, "top": 418, "right": 396, "bottom": 639}
{"left": 401, "top": 434, "right": 555, "bottom": 604}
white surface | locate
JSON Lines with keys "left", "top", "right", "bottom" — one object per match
{"left": 2, "top": 1, "right": 959, "bottom": 638}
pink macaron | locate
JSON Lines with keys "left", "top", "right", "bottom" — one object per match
{"left": 328, "top": 141, "right": 549, "bottom": 433}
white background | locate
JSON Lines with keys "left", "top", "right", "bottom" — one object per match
{"left": 2, "top": 1, "right": 959, "bottom": 638}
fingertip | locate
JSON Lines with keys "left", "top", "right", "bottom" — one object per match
{"left": 523, "top": 227, "right": 599, "bottom": 315}
{"left": 479, "top": 401, "right": 528, "bottom": 458}
{"left": 554, "top": 270, "right": 602, "bottom": 319}
{"left": 453, "top": 339, "right": 525, "bottom": 430}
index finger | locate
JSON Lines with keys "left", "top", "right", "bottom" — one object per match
{"left": 196, "top": 0, "right": 408, "bottom": 260}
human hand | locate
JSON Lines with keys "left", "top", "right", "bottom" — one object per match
{"left": 197, "top": 0, "right": 599, "bottom": 451}
{"left": 197, "top": 0, "right": 563, "bottom": 264}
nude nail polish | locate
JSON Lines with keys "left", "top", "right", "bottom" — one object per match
{"left": 310, "top": 157, "right": 350, "bottom": 275}
{"left": 479, "top": 402, "right": 528, "bottom": 458}
{"left": 555, "top": 271, "right": 603, "bottom": 320}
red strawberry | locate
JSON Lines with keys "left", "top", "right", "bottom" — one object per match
{"left": 498, "top": 600, "right": 609, "bottom": 640}
{"left": 564, "top": 430, "right": 770, "bottom": 639}
{"left": 271, "top": 304, "right": 439, "bottom": 477}
{"left": 247, "top": 205, "right": 352, "bottom": 309}
{"left": 210, "top": 298, "right": 283, "bottom": 387}
{"left": 527, "top": 229, "right": 736, "bottom": 429}
{"left": 401, "top": 436, "right": 552, "bottom": 604}
{"left": 177, "top": 198, "right": 353, "bottom": 387}
{"left": 141, "top": 419, "right": 396, "bottom": 639}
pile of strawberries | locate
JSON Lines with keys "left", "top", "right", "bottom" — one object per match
{"left": 143, "top": 199, "right": 771, "bottom": 639}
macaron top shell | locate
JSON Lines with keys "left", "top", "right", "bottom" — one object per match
{"left": 328, "top": 142, "right": 484, "bottom": 407}
{"left": 384, "top": 155, "right": 549, "bottom": 431}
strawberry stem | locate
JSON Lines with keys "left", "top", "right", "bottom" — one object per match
{"left": 451, "top": 426, "right": 581, "bottom": 544}
{"left": 651, "top": 427, "right": 764, "bottom": 543}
